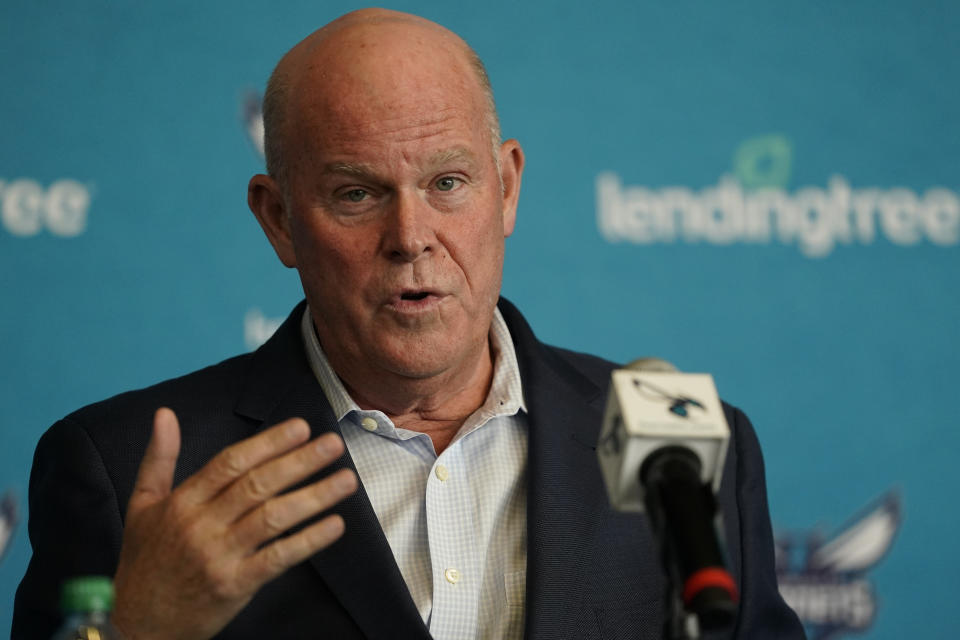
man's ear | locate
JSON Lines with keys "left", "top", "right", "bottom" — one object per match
{"left": 248, "top": 174, "right": 297, "bottom": 268}
{"left": 498, "top": 139, "right": 525, "bottom": 237}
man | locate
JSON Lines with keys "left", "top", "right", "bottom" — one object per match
{"left": 14, "top": 9, "right": 804, "bottom": 639}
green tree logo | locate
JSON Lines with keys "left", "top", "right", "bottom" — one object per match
{"left": 733, "top": 134, "right": 793, "bottom": 190}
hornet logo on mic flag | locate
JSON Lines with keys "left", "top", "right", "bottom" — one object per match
{"left": 775, "top": 491, "right": 901, "bottom": 639}
{"left": 632, "top": 378, "right": 706, "bottom": 418}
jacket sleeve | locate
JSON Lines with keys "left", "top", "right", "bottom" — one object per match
{"left": 727, "top": 407, "right": 806, "bottom": 639}
{"left": 12, "top": 418, "right": 125, "bottom": 640}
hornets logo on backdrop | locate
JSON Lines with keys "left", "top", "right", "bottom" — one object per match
{"left": 243, "top": 91, "right": 266, "bottom": 160}
{"left": 0, "top": 491, "right": 17, "bottom": 565}
{"left": 776, "top": 492, "right": 901, "bottom": 639}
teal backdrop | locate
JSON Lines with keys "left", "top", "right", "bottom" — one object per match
{"left": 2, "top": 2, "right": 957, "bottom": 638}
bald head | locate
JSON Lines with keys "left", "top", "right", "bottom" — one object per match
{"left": 262, "top": 9, "right": 500, "bottom": 187}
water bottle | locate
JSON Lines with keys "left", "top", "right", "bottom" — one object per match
{"left": 52, "top": 576, "right": 123, "bottom": 640}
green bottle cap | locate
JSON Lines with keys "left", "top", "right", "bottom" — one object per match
{"left": 60, "top": 576, "right": 114, "bottom": 613}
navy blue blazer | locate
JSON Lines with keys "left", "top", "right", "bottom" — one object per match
{"left": 13, "top": 299, "right": 804, "bottom": 639}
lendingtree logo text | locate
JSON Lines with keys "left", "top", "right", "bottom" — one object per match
{"left": 597, "top": 135, "right": 959, "bottom": 258}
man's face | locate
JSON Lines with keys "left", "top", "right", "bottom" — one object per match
{"left": 257, "top": 27, "right": 523, "bottom": 386}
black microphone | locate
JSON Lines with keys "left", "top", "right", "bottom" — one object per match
{"left": 597, "top": 359, "right": 737, "bottom": 635}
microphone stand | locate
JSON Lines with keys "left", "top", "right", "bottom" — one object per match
{"left": 641, "top": 447, "right": 738, "bottom": 640}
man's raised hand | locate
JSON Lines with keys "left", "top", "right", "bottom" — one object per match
{"left": 111, "top": 407, "right": 357, "bottom": 640}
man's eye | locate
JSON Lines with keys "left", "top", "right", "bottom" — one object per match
{"left": 436, "top": 177, "right": 459, "bottom": 192}
{"left": 345, "top": 189, "right": 368, "bottom": 202}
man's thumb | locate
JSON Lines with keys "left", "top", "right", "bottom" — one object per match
{"left": 129, "top": 407, "right": 181, "bottom": 509}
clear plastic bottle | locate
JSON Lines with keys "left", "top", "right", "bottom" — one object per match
{"left": 52, "top": 576, "right": 123, "bottom": 640}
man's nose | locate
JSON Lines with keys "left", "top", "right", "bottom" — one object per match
{"left": 382, "top": 190, "right": 435, "bottom": 262}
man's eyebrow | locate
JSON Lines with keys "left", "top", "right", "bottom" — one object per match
{"left": 427, "top": 146, "right": 478, "bottom": 168}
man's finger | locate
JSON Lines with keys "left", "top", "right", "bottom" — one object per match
{"left": 128, "top": 407, "right": 181, "bottom": 510}
{"left": 210, "top": 432, "right": 348, "bottom": 524}
{"left": 242, "top": 514, "right": 347, "bottom": 587}
{"left": 229, "top": 466, "right": 357, "bottom": 549}
{"left": 178, "top": 417, "right": 312, "bottom": 505}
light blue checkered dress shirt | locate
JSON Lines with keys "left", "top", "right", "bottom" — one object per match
{"left": 301, "top": 307, "right": 529, "bottom": 639}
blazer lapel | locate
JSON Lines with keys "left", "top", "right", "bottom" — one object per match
{"left": 234, "top": 302, "right": 431, "bottom": 640}
{"left": 499, "top": 300, "right": 615, "bottom": 640}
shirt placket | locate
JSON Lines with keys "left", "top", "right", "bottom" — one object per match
{"left": 425, "top": 439, "right": 481, "bottom": 639}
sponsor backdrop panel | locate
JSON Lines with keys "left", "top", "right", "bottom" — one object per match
{"left": 2, "top": 1, "right": 956, "bottom": 637}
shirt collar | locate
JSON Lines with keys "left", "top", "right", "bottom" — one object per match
{"left": 300, "top": 305, "right": 527, "bottom": 423}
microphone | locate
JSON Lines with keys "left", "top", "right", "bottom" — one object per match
{"left": 597, "top": 359, "right": 738, "bottom": 635}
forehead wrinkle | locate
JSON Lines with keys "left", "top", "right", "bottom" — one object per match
{"left": 320, "top": 107, "right": 473, "bottom": 143}
{"left": 324, "top": 161, "right": 377, "bottom": 178}
{"left": 322, "top": 145, "right": 479, "bottom": 182}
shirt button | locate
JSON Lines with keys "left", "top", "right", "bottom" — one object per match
{"left": 435, "top": 464, "right": 449, "bottom": 482}
{"left": 360, "top": 417, "right": 378, "bottom": 432}
{"left": 444, "top": 568, "right": 460, "bottom": 584}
